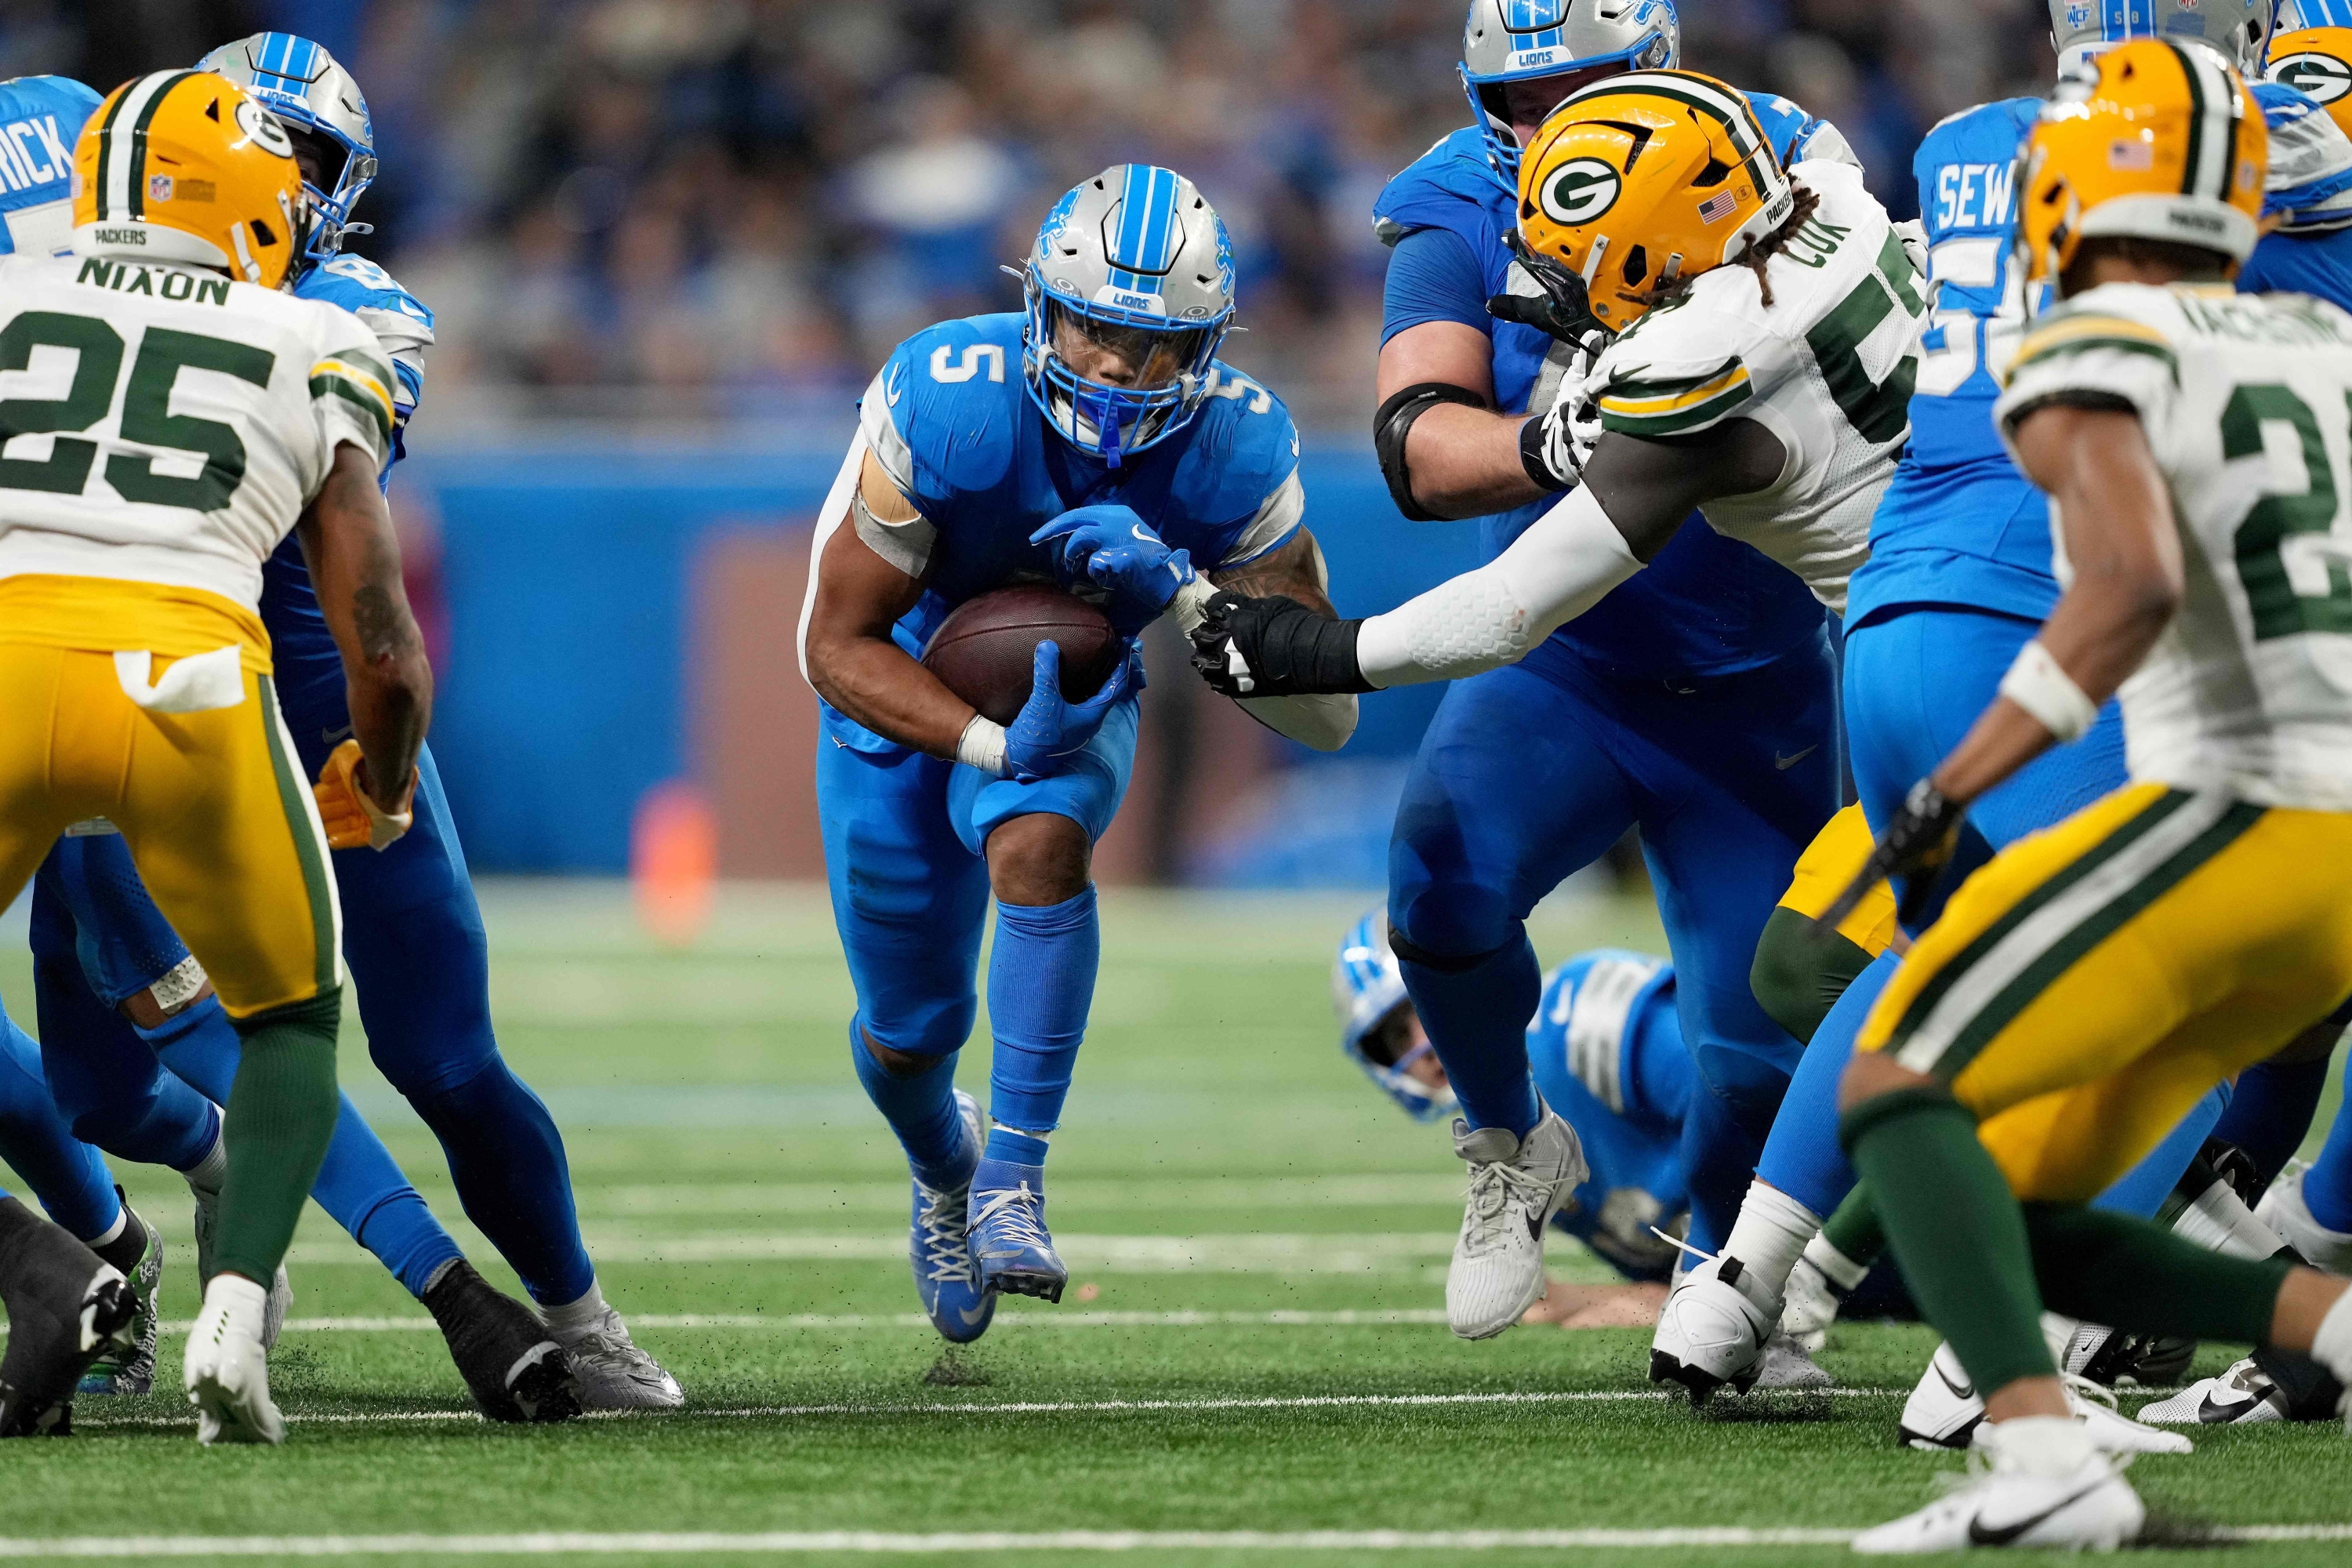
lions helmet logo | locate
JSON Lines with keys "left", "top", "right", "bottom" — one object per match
{"left": 2276, "top": 50, "right": 2352, "bottom": 104}
{"left": 233, "top": 98, "right": 296, "bottom": 158}
{"left": 1539, "top": 158, "right": 1624, "bottom": 226}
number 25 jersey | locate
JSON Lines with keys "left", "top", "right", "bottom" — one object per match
{"left": 0, "top": 252, "right": 394, "bottom": 619}
{"left": 1997, "top": 283, "right": 2352, "bottom": 811}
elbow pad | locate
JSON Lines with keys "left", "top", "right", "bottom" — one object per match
{"left": 1374, "top": 383, "right": 1489, "bottom": 522}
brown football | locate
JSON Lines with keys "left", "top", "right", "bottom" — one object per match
{"left": 920, "top": 583, "right": 1122, "bottom": 726}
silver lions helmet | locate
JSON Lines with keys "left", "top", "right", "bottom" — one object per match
{"left": 1021, "top": 164, "right": 1236, "bottom": 466}
{"left": 2047, "top": 0, "right": 2272, "bottom": 73}
{"left": 196, "top": 31, "right": 377, "bottom": 263}
{"left": 1332, "top": 910, "right": 1457, "bottom": 1124}
{"left": 1461, "top": 0, "right": 1681, "bottom": 183}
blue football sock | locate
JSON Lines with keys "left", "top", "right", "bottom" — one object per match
{"left": 408, "top": 1056, "right": 594, "bottom": 1308}
{"left": 1676, "top": 1076, "right": 1750, "bottom": 1258}
{"left": 983, "top": 1127, "right": 1050, "bottom": 1168}
{"left": 851, "top": 1021, "right": 970, "bottom": 1188}
{"left": 2092, "top": 1081, "right": 2231, "bottom": 1219}
{"left": 985, "top": 886, "right": 1099, "bottom": 1138}
{"left": 2215, "top": 1057, "right": 2333, "bottom": 1192}
{"left": 2303, "top": 1099, "right": 2352, "bottom": 1232}
{"left": 150, "top": 1000, "right": 468, "bottom": 1298}
{"left": 1752, "top": 952, "right": 1895, "bottom": 1218}
{"left": 31, "top": 956, "right": 221, "bottom": 1174}
{"left": 1396, "top": 931, "right": 1542, "bottom": 1137}
{"left": 0, "top": 1011, "right": 121, "bottom": 1241}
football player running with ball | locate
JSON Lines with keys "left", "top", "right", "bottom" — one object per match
{"left": 800, "top": 166, "right": 1352, "bottom": 1339}
{"left": 1199, "top": 65, "right": 1922, "bottom": 1338}
{"left": 1831, "top": 40, "right": 2352, "bottom": 1551}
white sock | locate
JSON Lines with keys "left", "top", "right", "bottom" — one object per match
{"left": 2172, "top": 1177, "right": 2287, "bottom": 1261}
{"left": 998, "top": 1125, "right": 1051, "bottom": 1143}
{"left": 1986, "top": 1414, "right": 2096, "bottom": 1478}
{"left": 1800, "top": 1230, "right": 1868, "bottom": 1292}
{"left": 85, "top": 1206, "right": 129, "bottom": 1250}
{"left": 183, "top": 1128, "right": 228, "bottom": 1196}
{"left": 1722, "top": 1179, "right": 1821, "bottom": 1306}
{"left": 2310, "top": 1286, "right": 2352, "bottom": 1386}
{"left": 543, "top": 1278, "right": 610, "bottom": 1341}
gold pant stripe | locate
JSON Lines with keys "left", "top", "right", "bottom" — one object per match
{"left": 1777, "top": 802, "right": 1898, "bottom": 959}
{"left": 1881, "top": 789, "right": 2241, "bottom": 1076}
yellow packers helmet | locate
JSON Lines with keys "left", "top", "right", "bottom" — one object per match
{"left": 2270, "top": 27, "right": 2352, "bottom": 141}
{"left": 2015, "top": 38, "right": 2267, "bottom": 296}
{"left": 72, "top": 71, "right": 308, "bottom": 290}
{"left": 1515, "top": 70, "right": 1795, "bottom": 330}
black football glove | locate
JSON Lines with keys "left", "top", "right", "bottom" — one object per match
{"left": 1814, "top": 778, "right": 1969, "bottom": 938}
{"left": 1487, "top": 234, "right": 1606, "bottom": 344}
{"left": 1188, "top": 592, "right": 1373, "bottom": 698}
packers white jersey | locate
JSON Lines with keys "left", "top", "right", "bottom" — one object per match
{"left": 1588, "top": 159, "right": 1922, "bottom": 613}
{"left": 0, "top": 252, "right": 394, "bottom": 612}
{"left": 1996, "top": 283, "right": 2352, "bottom": 811}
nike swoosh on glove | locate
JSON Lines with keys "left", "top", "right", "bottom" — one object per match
{"left": 313, "top": 738, "right": 416, "bottom": 851}
{"left": 1030, "top": 504, "right": 1194, "bottom": 636}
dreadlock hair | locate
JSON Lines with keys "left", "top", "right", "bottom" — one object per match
{"left": 1728, "top": 181, "right": 1822, "bottom": 310}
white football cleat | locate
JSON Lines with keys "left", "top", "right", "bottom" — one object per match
{"left": 1853, "top": 1420, "right": 2144, "bottom": 1554}
{"left": 548, "top": 1305, "right": 684, "bottom": 1410}
{"left": 191, "top": 1176, "right": 292, "bottom": 1351}
{"left": 1898, "top": 1341, "right": 2191, "bottom": 1454}
{"left": 1758, "top": 1328, "right": 1833, "bottom": 1391}
{"left": 1782, "top": 1252, "right": 1844, "bottom": 1356}
{"left": 2256, "top": 1164, "right": 2352, "bottom": 1273}
{"left": 183, "top": 1273, "right": 284, "bottom": 1446}
{"left": 2136, "top": 1358, "right": 2289, "bottom": 1426}
{"left": 1445, "top": 1106, "right": 1587, "bottom": 1340}
{"left": 1650, "top": 1254, "right": 1777, "bottom": 1401}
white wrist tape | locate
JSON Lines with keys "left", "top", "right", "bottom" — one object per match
{"left": 1998, "top": 639, "right": 2097, "bottom": 742}
{"left": 956, "top": 715, "right": 1009, "bottom": 776}
{"left": 1355, "top": 483, "right": 1642, "bottom": 688}
{"left": 1170, "top": 575, "right": 1218, "bottom": 636}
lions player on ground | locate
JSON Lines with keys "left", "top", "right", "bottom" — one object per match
{"left": 1835, "top": 41, "right": 2352, "bottom": 1549}
{"left": 1197, "top": 67, "right": 1920, "bottom": 1342}
{"left": 16, "top": 35, "right": 676, "bottom": 1413}
{"left": 1347, "top": 2, "right": 1860, "bottom": 1346}
{"left": 802, "top": 165, "right": 1352, "bottom": 1338}
{"left": 1335, "top": 913, "right": 1690, "bottom": 1292}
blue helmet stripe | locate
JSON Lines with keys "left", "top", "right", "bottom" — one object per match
{"left": 2109, "top": 1, "right": 2157, "bottom": 39}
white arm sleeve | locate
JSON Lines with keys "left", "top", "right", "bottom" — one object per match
{"left": 1353, "top": 484, "right": 1643, "bottom": 688}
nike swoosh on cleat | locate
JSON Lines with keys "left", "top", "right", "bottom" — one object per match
{"left": 1965, "top": 1479, "right": 2115, "bottom": 1547}
{"left": 1936, "top": 1360, "right": 1974, "bottom": 1401}
{"left": 956, "top": 1301, "right": 992, "bottom": 1325}
{"left": 1774, "top": 746, "right": 1818, "bottom": 771}
{"left": 2197, "top": 1390, "right": 2262, "bottom": 1423}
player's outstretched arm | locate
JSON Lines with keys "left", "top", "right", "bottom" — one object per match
{"left": 1928, "top": 405, "right": 2183, "bottom": 805}
{"left": 1190, "top": 420, "right": 1784, "bottom": 696}
{"left": 1206, "top": 528, "right": 1356, "bottom": 751}
{"left": 298, "top": 441, "right": 431, "bottom": 818}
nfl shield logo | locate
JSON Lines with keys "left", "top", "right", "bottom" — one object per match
{"left": 148, "top": 173, "right": 174, "bottom": 202}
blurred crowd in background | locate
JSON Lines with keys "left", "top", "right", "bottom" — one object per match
{"left": 31, "top": 0, "right": 2060, "bottom": 429}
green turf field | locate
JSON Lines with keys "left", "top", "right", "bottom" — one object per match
{"left": 2, "top": 883, "right": 2346, "bottom": 1566}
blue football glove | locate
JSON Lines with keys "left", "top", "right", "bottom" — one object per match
{"left": 1030, "top": 504, "right": 1195, "bottom": 635}
{"left": 1004, "top": 638, "right": 1138, "bottom": 782}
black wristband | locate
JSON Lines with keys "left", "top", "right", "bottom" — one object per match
{"left": 1519, "top": 412, "right": 1570, "bottom": 494}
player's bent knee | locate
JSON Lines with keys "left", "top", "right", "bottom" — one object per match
{"left": 985, "top": 813, "right": 1091, "bottom": 908}
{"left": 865, "top": 1031, "right": 953, "bottom": 1080}
{"left": 1385, "top": 880, "right": 1514, "bottom": 964}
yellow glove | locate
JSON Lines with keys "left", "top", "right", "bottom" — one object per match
{"left": 313, "top": 739, "right": 415, "bottom": 851}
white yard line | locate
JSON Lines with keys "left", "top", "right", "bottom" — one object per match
{"left": 9, "top": 1526, "right": 2350, "bottom": 1556}
{"left": 114, "top": 1308, "right": 1457, "bottom": 1334}
{"left": 278, "top": 1232, "right": 1461, "bottom": 1270}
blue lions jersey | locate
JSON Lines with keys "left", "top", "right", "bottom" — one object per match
{"left": 838, "top": 311, "right": 1303, "bottom": 753}
{"left": 0, "top": 76, "right": 100, "bottom": 258}
{"left": 263, "top": 253, "right": 438, "bottom": 713}
{"left": 1524, "top": 950, "right": 1693, "bottom": 1283}
{"left": 1374, "top": 107, "right": 1831, "bottom": 680}
{"left": 1853, "top": 88, "right": 2352, "bottom": 630}
{"left": 2241, "top": 81, "right": 2352, "bottom": 304}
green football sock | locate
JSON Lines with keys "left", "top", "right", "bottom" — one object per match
{"left": 1820, "top": 1185, "right": 1885, "bottom": 1267}
{"left": 1842, "top": 1087, "right": 2054, "bottom": 1396}
{"left": 210, "top": 989, "right": 343, "bottom": 1287}
{"left": 2021, "top": 1202, "right": 2292, "bottom": 1345}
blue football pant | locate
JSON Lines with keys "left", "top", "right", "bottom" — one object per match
{"left": 1755, "top": 605, "right": 2226, "bottom": 1228}
{"left": 1388, "top": 635, "right": 1839, "bottom": 1254}
{"left": 0, "top": 1001, "right": 120, "bottom": 1241}
{"left": 31, "top": 735, "right": 591, "bottom": 1306}
{"left": 818, "top": 699, "right": 1138, "bottom": 1144}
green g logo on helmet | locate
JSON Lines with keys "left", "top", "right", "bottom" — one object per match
{"left": 1540, "top": 158, "right": 1624, "bottom": 225}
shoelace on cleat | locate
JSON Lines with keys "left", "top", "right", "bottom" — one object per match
{"left": 914, "top": 1180, "right": 978, "bottom": 1283}
{"left": 970, "top": 1182, "right": 1054, "bottom": 1260}
{"left": 1459, "top": 1157, "right": 1555, "bottom": 1255}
